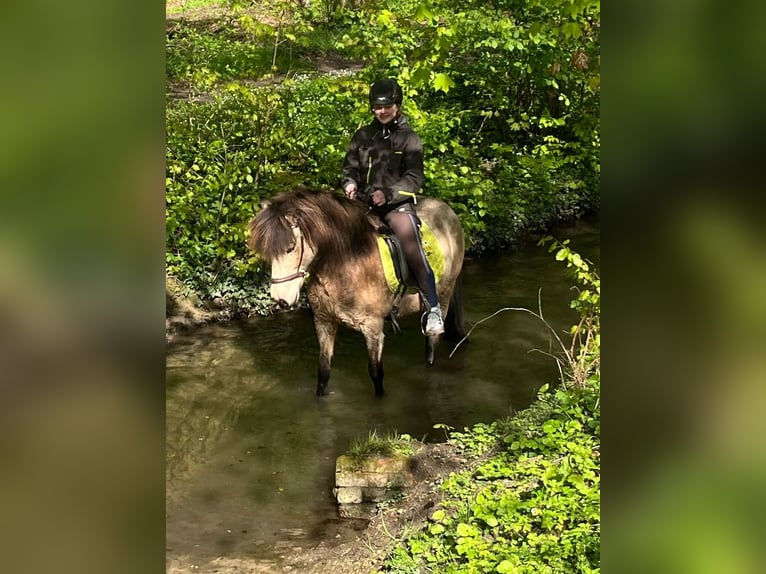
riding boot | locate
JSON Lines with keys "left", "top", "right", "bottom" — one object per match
{"left": 424, "top": 305, "right": 444, "bottom": 336}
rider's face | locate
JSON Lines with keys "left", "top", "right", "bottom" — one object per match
{"left": 373, "top": 103, "right": 398, "bottom": 125}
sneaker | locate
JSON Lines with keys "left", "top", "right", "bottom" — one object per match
{"left": 424, "top": 306, "right": 444, "bottom": 336}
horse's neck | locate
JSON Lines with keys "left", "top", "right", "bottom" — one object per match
{"left": 313, "top": 245, "right": 379, "bottom": 282}
{"left": 308, "top": 247, "right": 387, "bottom": 305}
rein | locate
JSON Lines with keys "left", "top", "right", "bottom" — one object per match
{"left": 270, "top": 231, "right": 307, "bottom": 284}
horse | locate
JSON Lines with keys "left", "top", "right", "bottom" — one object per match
{"left": 247, "top": 187, "right": 466, "bottom": 397}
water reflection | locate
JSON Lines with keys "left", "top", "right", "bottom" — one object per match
{"left": 166, "top": 215, "right": 599, "bottom": 565}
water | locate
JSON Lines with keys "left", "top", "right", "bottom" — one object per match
{"left": 166, "top": 215, "right": 599, "bottom": 565}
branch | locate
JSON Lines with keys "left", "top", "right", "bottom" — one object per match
{"left": 449, "top": 306, "right": 533, "bottom": 358}
{"left": 449, "top": 290, "right": 574, "bottom": 377}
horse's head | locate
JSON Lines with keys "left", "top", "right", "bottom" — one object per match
{"left": 248, "top": 199, "right": 317, "bottom": 310}
{"left": 248, "top": 187, "right": 376, "bottom": 309}
{"left": 268, "top": 215, "right": 316, "bottom": 308}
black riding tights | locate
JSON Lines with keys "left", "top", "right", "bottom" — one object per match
{"left": 383, "top": 210, "right": 439, "bottom": 308}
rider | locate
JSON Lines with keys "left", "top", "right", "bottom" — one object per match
{"left": 341, "top": 78, "right": 444, "bottom": 336}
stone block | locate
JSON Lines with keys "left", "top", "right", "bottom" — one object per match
{"left": 358, "top": 454, "right": 412, "bottom": 474}
{"left": 335, "top": 454, "right": 360, "bottom": 472}
{"left": 335, "top": 471, "right": 370, "bottom": 487}
{"left": 335, "top": 486, "right": 363, "bottom": 504}
{"left": 335, "top": 451, "right": 419, "bottom": 505}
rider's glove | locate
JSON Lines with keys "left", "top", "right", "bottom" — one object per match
{"left": 369, "top": 189, "right": 387, "bottom": 206}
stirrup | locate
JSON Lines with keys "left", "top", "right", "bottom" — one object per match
{"left": 422, "top": 306, "right": 444, "bottom": 336}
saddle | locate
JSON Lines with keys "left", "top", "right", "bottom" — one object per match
{"left": 374, "top": 220, "right": 446, "bottom": 334}
{"left": 377, "top": 227, "right": 412, "bottom": 293}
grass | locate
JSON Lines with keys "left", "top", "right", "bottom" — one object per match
{"left": 166, "top": 0, "right": 227, "bottom": 18}
{"left": 166, "top": 4, "right": 360, "bottom": 89}
{"left": 167, "top": 24, "right": 315, "bottom": 85}
{"left": 348, "top": 430, "right": 417, "bottom": 463}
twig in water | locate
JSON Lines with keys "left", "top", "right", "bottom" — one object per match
{"left": 449, "top": 290, "right": 574, "bottom": 377}
{"left": 449, "top": 307, "right": 527, "bottom": 358}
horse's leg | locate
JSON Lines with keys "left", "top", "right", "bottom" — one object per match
{"left": 425, "top": 270, "right": 465, "bottom": 363}
{"left": 424, "top": 335, "right": 436, "bottom": 366}
{"left": 314, "top": 319, "right": 338, "bottom": 396}
{"left": 362, "top": 323, "right": 385, "bottom": 397}
{"left": 444, "top": 270, "right": 467, "bottom": 342}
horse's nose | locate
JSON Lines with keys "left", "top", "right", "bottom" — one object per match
{"left": 274, "top": 298, "right": 290, "bottom": 310}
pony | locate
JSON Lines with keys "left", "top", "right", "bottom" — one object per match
{"left": 247, "top": 187, "right": 466, "bottom": 397}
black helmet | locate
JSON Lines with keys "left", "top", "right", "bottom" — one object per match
{"left": 369, "top": 79, "right": 403, "bottom": 110}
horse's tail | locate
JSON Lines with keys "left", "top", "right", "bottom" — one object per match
{"left": 444, "top": 269, "right": 467, "bottom": 342}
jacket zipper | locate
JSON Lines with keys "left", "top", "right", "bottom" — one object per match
{"left": 366, "top": 156, "right": 372, "bottom": 185}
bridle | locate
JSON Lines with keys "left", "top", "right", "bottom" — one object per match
{"left": 270, "top": 226, "right": 307, "bottom": 284}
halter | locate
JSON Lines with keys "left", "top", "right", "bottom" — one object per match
{"left": 270, "top": 229, "right": 307, "bottom": 284}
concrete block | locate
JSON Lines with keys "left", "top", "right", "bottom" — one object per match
{"left": 335, "top": 486, "right": 363, "bottom": 504}
{"left": 335, "top": 471, "right": 370, "bottom": 487}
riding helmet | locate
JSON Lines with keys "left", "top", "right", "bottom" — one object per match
{"left": 369, "top": 79, "right": 403, "bottom": 110}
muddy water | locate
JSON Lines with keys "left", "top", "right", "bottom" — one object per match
{"left": 166, "top": 215, "right": 599, "bottom": 566}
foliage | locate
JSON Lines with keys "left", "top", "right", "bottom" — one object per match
{"left": 445, "top": 421, "right": 501, "bottom": 457}
{"left": 166, "top": 0, "right": 599, "bottom": 314}
{"left": 348, "top": 429, "right": 417, "bottom": 464}
{"left": 335, "top": 0, "right": 600, "bottom": 250}
{"left": 167, "top": 0, "right": 226, "bottom": 18}
{"left": 166, "top": 77, "right": 365, "bottom": 314}
{"left": 166, "top": 20, "right": 318, "bottom": 91}
{"left": 539, "top": 236, "right": 600, "bottom": 387}
{"left": 381, "top": 243, "right": 600, "bottom": 573}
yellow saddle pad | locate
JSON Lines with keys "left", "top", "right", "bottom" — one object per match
{"left": 376, "top": 222, "right": 445, "bottom": 294}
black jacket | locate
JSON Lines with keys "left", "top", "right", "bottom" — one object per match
{"left": 341, "top": 115, "right": 424, "bottom": 208}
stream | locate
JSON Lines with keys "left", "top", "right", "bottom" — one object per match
{"left": 166, "top": 214, "right": 599, "bottom": 565}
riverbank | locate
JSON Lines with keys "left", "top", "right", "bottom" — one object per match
{"left": 167, "top": 441, "right": 466, "bottom": 573}
{"left": 166, "top": 370, "right": 600, "bottom": 573}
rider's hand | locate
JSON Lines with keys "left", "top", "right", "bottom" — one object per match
{"left": 344, "top": 182, "right": 357, "bottom": 200}
{"left": 370, "top": 189, "right": 386, "bottom": 206}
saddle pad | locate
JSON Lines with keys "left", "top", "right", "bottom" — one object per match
{"left": 376, "top": 222, "right": 445, "bottom": 293}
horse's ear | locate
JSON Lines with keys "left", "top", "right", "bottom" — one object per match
{"left": 260, "top": 199, "right": 271, "bottom": 210}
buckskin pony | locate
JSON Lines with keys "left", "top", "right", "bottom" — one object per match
{"left": 248, "top": 187, "right": 466, "bottom": 397}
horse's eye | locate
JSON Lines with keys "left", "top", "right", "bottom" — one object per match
{"left": 286, "top": 243, "right": 297, "bottom": 254}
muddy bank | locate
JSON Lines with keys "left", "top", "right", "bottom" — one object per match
{"left": 166, "top": 442, "right": 469, "bottom": 574}
{"left": 166, "top": 276, "right": 220, "bottom": 341}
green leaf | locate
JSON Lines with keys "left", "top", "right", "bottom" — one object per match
{"left": 497, "top": 560, "right": 517, "bottom": 573}
{"left": 412, "top": 65, "right": 431, "bottom": 87}
{"left": 561, "top": 22, "right": 582, "bottom": 39}
{"left": 428, "top": 523, "right": 445, "bottom": 535}
{"left": 377, "top": 10, "right": 393, "bottom": 26}
{"left": 415, "top": 3, "right": 434, "bottom": 21}
{"left": 433, "top": 72, "right": 455, "bottom": 93}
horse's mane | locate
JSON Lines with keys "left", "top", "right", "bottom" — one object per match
{"left": 248, "top": 187, "right": 377, "bottom": 270}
